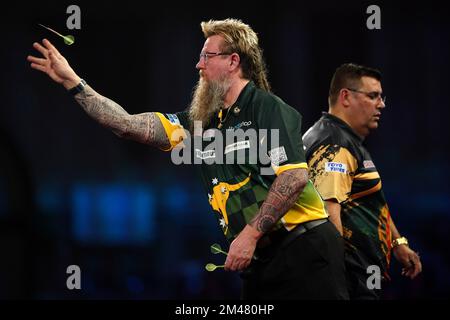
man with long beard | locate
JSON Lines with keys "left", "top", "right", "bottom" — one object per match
{"left": 28, "top": 19, "right": 348, "bottom": 299}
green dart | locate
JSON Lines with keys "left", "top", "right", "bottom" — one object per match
{"left": 205, "top": 263, "right": 225, "bottom": 272}
{"left": 38, "top": 24, "right": 75, "bottom": 45}
{"left": 210, "top": 243, "right": 228, "bottom": 256}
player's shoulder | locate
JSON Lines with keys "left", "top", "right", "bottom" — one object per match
{"left": 252, "top": 87, "right": 300, "bottom": 119}
{"left": 302, "top": 112, "right": 358, "bottom": 159}
{"left": 304, "top": 113, "right": 348, "bottom": 146}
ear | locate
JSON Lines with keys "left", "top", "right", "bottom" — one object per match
{"left": 339, "top": 88, "right": 351, "bottom": 108}
{"left": 229, "top": 53, "right": 240, "bottom": 71}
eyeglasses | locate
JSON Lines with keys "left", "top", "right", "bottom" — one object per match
{"left": 199, "top": 52, "right": 231, "bottom": 63}
{"left": 346, "top": 88, "right": 386, "bottom": 104}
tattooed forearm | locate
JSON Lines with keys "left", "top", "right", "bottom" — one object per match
{"left": 74, "top": 85, "right": 170, "bottom": 149}
{"left": 250, "top": 168, "right": 309, "bottom": 233}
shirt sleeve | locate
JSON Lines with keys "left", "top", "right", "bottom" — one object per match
{"left": 307, "top": 144, "right": 358, "bottom": 203}
{"left": 256, "top": 101, "right": 308, "bottom": 175}
{"left": 155, "top": 111, "right": 190, "bottom": 151}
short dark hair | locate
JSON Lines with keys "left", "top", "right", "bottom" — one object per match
{"left": 328, "top": 63, "right": 382, "bottom": 106}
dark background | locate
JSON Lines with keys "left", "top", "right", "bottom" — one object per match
{"left": 1, "top": 0, "right": 449, "bottom": 299}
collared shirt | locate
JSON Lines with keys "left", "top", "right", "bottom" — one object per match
{"left": 303, "top": 112, "right": 392, "bottom": 272}
{"left": 156, "top": 81, "right": 328, "bottom": 241}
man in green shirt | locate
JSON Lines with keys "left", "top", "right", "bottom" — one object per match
{"left": 303, "top": 63, "right": 422, "bottom": 299}
{"left": 28, "top": 19, "right": 348, "bottom": 299}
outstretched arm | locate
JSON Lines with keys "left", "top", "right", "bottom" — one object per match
{"left": 73, "top": 85, "right": 169, "bottom": 148}
{"left": 224, "top": 168, "right": 309, "bottom": 271}
{"left": 27, "top": 39, "right": 170, "bottom": 149}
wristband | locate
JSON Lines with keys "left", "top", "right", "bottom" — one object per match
{"left": 68, "top": 79, "right": 87, "bottom": 95}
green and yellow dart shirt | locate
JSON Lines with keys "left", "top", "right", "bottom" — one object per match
{"left": 303, "top": 112, "right": 392, "bottom": 273}
{"left": 156, "top": 81, "right": 327, "bottom": 241}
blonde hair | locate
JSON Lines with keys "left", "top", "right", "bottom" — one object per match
{"left": 201, "top": 18, "right": 271, "bottom": 92}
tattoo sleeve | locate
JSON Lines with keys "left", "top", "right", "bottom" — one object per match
{"left": 250, "top": 168, "right": 309, "bottom": 234}
{"left": 74, "top": 85, "right": 170, "bottom": 149}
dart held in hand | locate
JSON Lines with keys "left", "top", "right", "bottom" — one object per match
{"left": 205, "top": 243, "right": 228, "bottom": 272}
{"left": 38, "top": 24, "right": 75, "bottom": 45}
{"left": 210, "top": 243, "right": 228, "bottom": 256}
{"left": 205, "top": 263, "right": 225, "bottom": 272}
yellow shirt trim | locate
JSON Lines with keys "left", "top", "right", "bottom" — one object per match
{"left": 273, "top": 162, "right": 308, "bottom": 176}
{"left": 155, "top": 112, "right": 186, "bottom": 151}
{"left": 281, "top": 180, "right": 328, "bottom": 230}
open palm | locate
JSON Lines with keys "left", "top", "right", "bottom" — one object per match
{"left": 27, "top": 39, "right": 79, "bottom": 87}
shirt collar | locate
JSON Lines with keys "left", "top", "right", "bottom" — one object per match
{"left": 228, "top": 80, "right": 255, "bottom": 117}
{"left": 322, "top": 112, "right": 364, "bottom": 142}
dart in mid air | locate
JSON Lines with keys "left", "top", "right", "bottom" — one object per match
{"left": 38, "top": 24, "right": 75, "bottom": 45}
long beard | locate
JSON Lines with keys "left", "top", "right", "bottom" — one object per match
{"left": 189, "top": 75, "right": 231, "bottom": 130}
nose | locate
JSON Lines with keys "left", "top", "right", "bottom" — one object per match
{"left": 196, "top": 57, "right": 205, "bottom": 70}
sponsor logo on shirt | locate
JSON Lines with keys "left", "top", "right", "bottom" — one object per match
{"left": 228, "top": 121, "right": 252, "bottom": 130}
{"left": 268, "top": 146, "right": 288, "bottom": 165}
{"left": 166, "top": 114, "right": 180, "bottom": 125}
{"left": 363, "top": 160, "right": 376, "bottom": 169}
{"left": 325, "top": 162, "right": 347, "bottom": 173}
{"left": 224, "top": 140, "right": 251, "bottom": 154}
{"left": 195, "top": 149, "right": 216, "bottom": 159}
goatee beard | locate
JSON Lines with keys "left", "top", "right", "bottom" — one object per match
{"left": 189, "top": 75, "right": 231, "bottom": 131}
